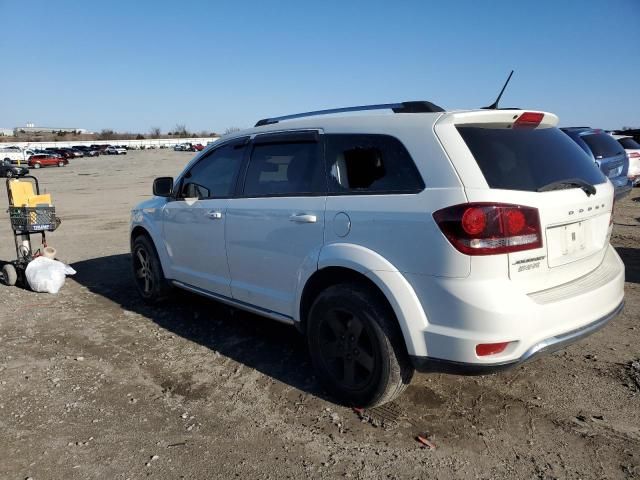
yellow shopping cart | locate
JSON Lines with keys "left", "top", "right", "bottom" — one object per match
{"left": 2, "top": 176, "right": 61, "bottom": 286}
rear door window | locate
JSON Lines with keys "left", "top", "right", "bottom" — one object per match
{"left": 581, "top": 133, "right": 625, "bottom": 159}
{"left": 324, "top": 134, "right": 424, "bottom": 194}
{"left": 457, "top": 126, "right": 606, "bottom": 191}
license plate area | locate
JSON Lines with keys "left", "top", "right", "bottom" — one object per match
{"left": 546, "top": 220, "right": 592, "bottom": 267}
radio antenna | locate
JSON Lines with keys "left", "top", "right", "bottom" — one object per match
{"left": 483, "top": 70, "right": 514, "bottom": 110}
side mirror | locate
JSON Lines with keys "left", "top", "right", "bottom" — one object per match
{"left": 153, "top": 177, "right": 173, "bottom": 197}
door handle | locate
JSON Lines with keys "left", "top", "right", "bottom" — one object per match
{"left": 206, "top": 210, "right": 223, "bottom": 219}
{"left": 289, "top": 213, "right": 317, "bottom": 223}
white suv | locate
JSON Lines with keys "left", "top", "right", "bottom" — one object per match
{"left": 130, "top": 102, "right": 625, "bottom": 407}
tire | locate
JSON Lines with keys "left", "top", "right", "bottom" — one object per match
{"left": 5, "top": 169, "right": 12, "bottom": 178}
{"left": 2, "top": 264, "right": 17, "bottom": 286}
{"left": 3, "top": 157, "right": 9, "bottom": 163}
{"left": 131, "top": 235, "right": 171, "bottom": 303}
{"left": 33, "top": 163, "right": 41, "bottom": 169}
{"left": 307, "top": 282, "right": 414, "bottom": 407}
{"left": 58, "top": 161, "right": 64, "bottom": 167}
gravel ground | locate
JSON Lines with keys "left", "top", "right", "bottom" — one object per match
{"left": 0, "top": 150, "right": 638, "bottom": 479}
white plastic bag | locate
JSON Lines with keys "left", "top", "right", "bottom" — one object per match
{"left": 25, "top": 256, "right": 76, "bottom": 294}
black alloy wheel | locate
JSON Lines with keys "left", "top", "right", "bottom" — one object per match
{"left": 307, "top": 282, "right": 413, "bottom": 407}
{"left": 318, "top": 306, "right": 378, "bottom": 391}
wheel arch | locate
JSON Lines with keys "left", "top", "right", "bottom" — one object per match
{"left": 130, "top": 222, "right": 171, "bottom": 278}
{"left": 130, "top": 225, "right": 151, "bottom": 245}
{"left": 297, "top": 244, "right": 429, "bottom": 357}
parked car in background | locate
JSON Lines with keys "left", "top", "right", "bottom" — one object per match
{"left": 68, "top": 148, "right": 85, "bottom": 157}
{"left": 131, "top": 102, "right": 624, "bottom": 407}
{"left": 173, "top": 144, "right": 189, "bottom": 151}
{"left": 561, "top": 127, "right": 632, "bottom": 199}
{"left": 1, "top": 146, "right": 34, "bottom": 165}
{"left": 192, "top": 143, "right": 204, "bottom": 151}
{"left": 29, "top": 154, "right": 69, "bottom": 168}
{"left": 45, "top": 148, "right": 74, "bottom": 160}
{"left": 32, "top": 149, "right": 60, "bottom": 157}
{"left": 105, "top": 146, "right": 127, "bottom": 155}
{"left": 73, "top": 145, "right": 100, "bottom": 157}
{"left": 91, "top": 144, "right": 110, "bottom": 154}
{"left": 0, "top": 159, "right": 29, "bottom": 178}
{"left": 612, "top": 134, "right": 640, "bottom": 186}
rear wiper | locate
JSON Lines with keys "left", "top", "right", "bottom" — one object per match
{"left": 537, "top": 178, "right": 596, "bottom": 196}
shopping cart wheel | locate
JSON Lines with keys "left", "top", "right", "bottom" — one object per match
{"left": 2, "top": 264, "right": 17, "bottom": 286}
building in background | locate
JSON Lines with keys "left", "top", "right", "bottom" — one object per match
{"left": 13, "top": 123, "right": 91, "bottom": 134}
{"left": 0, "top": 128, "right": 13, "bottom": 136}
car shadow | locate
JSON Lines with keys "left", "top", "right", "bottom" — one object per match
{"left": 616, "top": 247, "right": 640, "bottom": 284}
{"left": 71, "top": 254, "right": 328, "bottom": 401}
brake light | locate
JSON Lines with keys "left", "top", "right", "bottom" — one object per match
{"left": 433, "top": 203, "right": 542, "bottom": 255}
{"left": 629, "top": 152, "right": 640, "bottom": 158}
{"left": 476, "top": 342, "right": 510, "bottom": 356}
{"left": 513, "top": 112, "right": 544, "bottom": 129}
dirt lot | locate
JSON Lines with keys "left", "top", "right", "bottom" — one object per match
{"left": 0, "top": 150, "right": 638, "bottom": 479}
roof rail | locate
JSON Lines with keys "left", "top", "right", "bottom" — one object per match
{"left": 254, "top": 101, "right": 444, "bottom": 127}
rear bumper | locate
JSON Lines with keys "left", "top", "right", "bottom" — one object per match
{"left": 410, "top": 300, "right": 624, "bottom": 374}
{"left": 405, "top": 244, "right": 625, "bottom": 368}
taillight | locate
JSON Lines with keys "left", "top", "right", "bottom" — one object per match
{"left": 629, "top": 152, "right": 640, "bottom": 158}
{"left": 513, "top": 112, "right": 544, "bottom": 129}
{"left": 433, "top": 203, "right": 543, "bottom": 255}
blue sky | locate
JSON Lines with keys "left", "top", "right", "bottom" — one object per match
{"left": 1, "top": 0, "right": 638, "bottom": 133}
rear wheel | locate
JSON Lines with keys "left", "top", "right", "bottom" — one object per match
{"left": 307, "top": 282, "right": 414, "bottom": 407}
{"left": 131, "top": 235, "right": 171, "bottom": 303}
{"left": 5, "top": 169, "right": 13, "bottom": 178}
{"left": 2, "top": 264, "right": 17, "bottom": 286}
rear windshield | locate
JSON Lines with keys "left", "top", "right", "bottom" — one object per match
{"left": 581, "top": 133, "right": 625, "bottom": 159}
{"left": 618, "top": 137, "right": 640, "bottom": 149}
{"left": 457, "top": 126, "right": 606, "bottom": 191}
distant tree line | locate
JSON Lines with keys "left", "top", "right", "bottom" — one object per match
{"left": 2, "top": 124, "right": 228, "bottom": 143}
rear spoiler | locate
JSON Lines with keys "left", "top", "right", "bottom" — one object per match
{"left": 437, "top": 110, "right": 559, "bottom": 129}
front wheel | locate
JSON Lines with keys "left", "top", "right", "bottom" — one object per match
{"left": 33, "top": 163, "right": 41, "bottom": 169}
{"left": 5, "top": 169, "right": 13, "bottom": 178}
{"left": 307, "top": 282, "right": 414, "bottom": 407}
{"left": 58, "top": 161, "right": 65, "bottom": 167}
{"left": 131, "top": 235, "right": 171, "bottom": 303}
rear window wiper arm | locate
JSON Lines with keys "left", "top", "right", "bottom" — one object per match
{"left": 537, "top": 178, "right": 596, "bottom": 196}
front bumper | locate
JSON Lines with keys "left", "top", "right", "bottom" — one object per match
{"left": 411, "top": 300, "right": 624, "bottom": 374}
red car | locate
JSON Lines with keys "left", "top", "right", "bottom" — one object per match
{"left": 193, "top": 143, "right": 205, "bottom": 151}
{"left": 29, "top": 154, "right": 69, "bottom": 169}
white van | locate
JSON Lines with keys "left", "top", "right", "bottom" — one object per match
{"left": 0, "top": 146, "right": 35, "bottom": 165}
